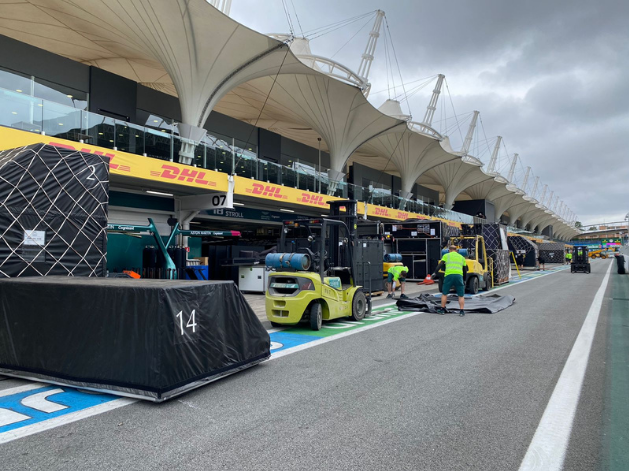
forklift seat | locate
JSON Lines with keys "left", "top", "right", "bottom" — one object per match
{"left": 330, "top": 267, "right": 352, "bottom": 286}
{"left": 324, "top": 277, "right": 342, "bottom": 289}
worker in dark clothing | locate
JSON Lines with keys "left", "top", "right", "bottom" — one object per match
{"left": 433, "top": 246, "right": 468, "bottom": 316}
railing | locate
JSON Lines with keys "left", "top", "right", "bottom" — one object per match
{"left": 0, "top": 87, "right": 496, "bottom": 223}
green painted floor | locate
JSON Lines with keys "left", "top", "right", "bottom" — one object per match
{"left": 606, "top": 272, "right": 629, "bottom": 470}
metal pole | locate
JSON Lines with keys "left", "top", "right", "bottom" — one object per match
{"left": 318, "top": 137, "right": 322, "bottom": 193}
{"left": 231, "top": 137, "right": 235, "bottom": 175}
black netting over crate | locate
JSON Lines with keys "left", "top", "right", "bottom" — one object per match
{"left": 488, "top": 249, "right": 511, "bottom": 285}
{"left": 482, "top": 224, "right": 509, "bottom": 251}
{"left": 538, "top": 242, "right": 566, "bottom": 263}
{"left": 0, "top": 144, "right": 109, "bottom": 277}
{"left": 508, "top": 236, "right": 539, "bottom": 267}
{"left": 442, "top": 223, "right": 460, "bottom": 240}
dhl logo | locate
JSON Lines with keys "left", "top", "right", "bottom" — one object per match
{"left": 154, "top": 165, "right": 217, "bottom": 186}
{"left": 51, "top": 142, "right": 130, "bottom": 172}
{"left": 374, "top": 208, "right": 390, "bottom": 216}
{"left": 397, "top": 212, "right": 409, "bottom": 220}
{"left": 247, "top": 183, "right": 287, "bottom": 199}
{"left": 300, "top": 193, "right": 326, "bottom": 206}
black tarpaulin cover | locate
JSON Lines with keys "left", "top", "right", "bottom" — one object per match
{"left": 0, "top": 144, "right": 109, "bottom": 277}
{"left": 396, "top": 293, "right": 516, "bottom": 314}
{"left": 0, "top": 277, "right": 270, "bottom": 401}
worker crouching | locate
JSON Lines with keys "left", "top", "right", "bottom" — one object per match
{"left": 433, "top": 245, "right": 468, "bottom": 316}
{"left": 387, "top": 265, "right": 409, "bottom": 299}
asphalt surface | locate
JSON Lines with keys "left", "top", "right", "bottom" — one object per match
{"left": 1, "top": 259, "right": 624, "bottom": 470}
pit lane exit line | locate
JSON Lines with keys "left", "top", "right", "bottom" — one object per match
{"left": 519, "top": 261, "right": 613, "bottom": 470}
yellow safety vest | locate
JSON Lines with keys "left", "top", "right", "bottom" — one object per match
{"left": 388, "top": 265, "right": 408, "bottom": 281}
{"left": 442, "top": 252, "right": 466, "bottom": 276}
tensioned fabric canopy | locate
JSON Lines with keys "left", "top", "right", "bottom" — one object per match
{"left": 462, "top": 175, "right": 513, "bottom": 203}
{"left": 418, "top": 156, "right": 495, "bottom": 210}
{"left": 0, "top": 0, "right": 578, "bottom": 236}
{"left": 0, "top": 0, "right": 404, "bottom": 183}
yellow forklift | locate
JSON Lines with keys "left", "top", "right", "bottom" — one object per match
{"left": 437, "top": 235, "right": 492, "bottom": 294}
{"left": 265, "top": 200, "right": 378, "bottom": 330}
{"left": 588, "top": 249, "right": 608, "bottom": 259}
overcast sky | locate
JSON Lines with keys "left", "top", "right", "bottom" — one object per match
{"left": 229, "top": 0, "right": 628, "bottom": 226}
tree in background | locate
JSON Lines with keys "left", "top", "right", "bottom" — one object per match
{"left": 575, "top": 221, "right": 583, "bottom": 228}
{"left": 589, "top": 226, "right": 597, "bottom": 231}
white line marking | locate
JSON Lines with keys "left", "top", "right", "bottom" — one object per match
{"left": 0, "top": 398, "right": 135, "bottom": 445}
{"left": 0, "top": 408, "right": 30, "bottom": 427}
{"left": 322, "top": 321, "right": 361, "bottom": 329}
{"left": 269, "top": 312, "right": 425, "bottom": 361}
{"left": 20, "top": 389, "right": 67, "bottom": 413}
{"left": 0, "top": 383, "right": 46, "bottom": 398}
{"left": 519, "top": 261, "right": 612, "bottom": 471}
{"left": 0, "top": 308, "right": 420, "bottom": 442}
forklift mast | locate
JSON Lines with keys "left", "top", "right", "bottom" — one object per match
{"left": 275, "top": 200, "right": 383, "bottom": 292}
{"left": 328, "top": 200, "right": 358, "bottom": 241}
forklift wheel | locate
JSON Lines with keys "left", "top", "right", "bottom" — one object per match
{"left": 309, "top": 302, "right": 323, "bottom": 331}
{"left": 587, "top": 265, "right": 591, "bottom": 274}
{"left": 467, "top": 276, "right": 479, "bottom": 295}
{"left": 350, "top": 291, "right": 367, "bottom": 322}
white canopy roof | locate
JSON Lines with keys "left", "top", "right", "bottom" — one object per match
{"left": 357, "top": 99, "right": 458, "bottom": 196}
{"left": 462, "top": 174, "right": 513, "bottom": 203}
{"left": 0, "top": 0, "right": 581, "bottom": 234}
{"left": 1, "top": 0, "right": 403, "bottom": 180}
{"left": 216, "top": 74, "right": 404, "bottom": 178}
{"left": 0, "top": 0, "right": 311, "bottom": 129}
{"left": 418, "top": 155, "right": 494, "bottom": 209}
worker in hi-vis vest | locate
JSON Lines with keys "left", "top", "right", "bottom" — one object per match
{"left": 387, "top": 265, "right": 409, "bottom": 299}
{"left": 433, "top": 245, "right": 468, "bottom": 316}
{"left": 565, "top": 250, "right": 572, "bottom": 265}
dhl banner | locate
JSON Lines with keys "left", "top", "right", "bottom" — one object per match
{"left": 235, "top": 178, "right": 343, "bottom": 209}
{"left": 0, "top": 127, "right": 228, "bottom": 192}
{"left": 0, "top": 126, "right": 460, "bottom": 226}
{"left": 235, "top": 178, "right": 460, "bottom": 226}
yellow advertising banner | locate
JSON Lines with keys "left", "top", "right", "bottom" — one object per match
{"left": 234, "top": 177, "right": 344, "bottom": 209}
{"left": 0, "top": 127, "right": 228, "bottom": 192}
{"left": 0, "top": 126, "right": 461, "bottom": 227}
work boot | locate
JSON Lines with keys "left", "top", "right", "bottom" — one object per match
{"left": 459, "top": 310, "right": 465, "bottom": 317}
{"left": 400, "top": 294, "right": 408, "bottom": 299}
{"left": 437, "top": 307, "right": 446, "bottom": 315}
{"left": 386, "top": 293, "right": 393, "bottom": 299}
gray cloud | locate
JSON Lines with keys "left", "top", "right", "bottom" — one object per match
{"left": 230, "top": 0, "right": 629, "bottom": 225}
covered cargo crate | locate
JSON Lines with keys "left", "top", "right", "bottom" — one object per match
{"left": 0, "top": 277, "right": 270, "bottom": 402}
{"left": 538, "top": 242, "right": 566, "bottom": 263}
{"left": 508, "top": 235, "right": 539, "bottom": 267}
{"left": 0, "top": 143, "right": 109, "bottom": 278}
{"left": 488, "top": 249, "right": 511, "bottom": 285}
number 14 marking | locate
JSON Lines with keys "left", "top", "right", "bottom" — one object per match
{"left": 175, "top": 310, "right": 197, "bottom": 335}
